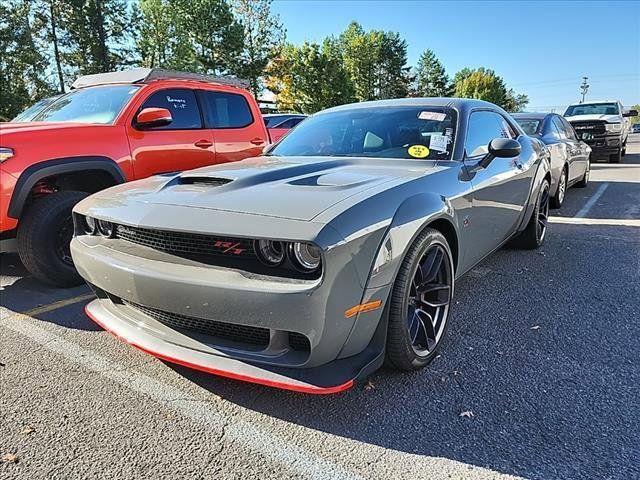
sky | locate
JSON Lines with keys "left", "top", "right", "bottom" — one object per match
{"left": 271, "top": 0, "right": 640, "bottom": 111}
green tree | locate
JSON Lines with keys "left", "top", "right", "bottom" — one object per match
{"left": 504, "top": 88, "right": 529, "bottom": 112}
{"left": 454, "top": 67, "right": 507, "bottom": 105}
{"left": 60, "top": 0, "right": 136, "bottom": 75}
{"left": 414, "top": 49, "right": 449, "bottom": 97}
{"left": 339, "top": 21, "right": 410, "bottom": 101}
{"left": 232, "top": 0, "right": 285, "bottom": 97}
{"left": 0, "top": 0, "right": 54, "bottom": 120}
{"left": 136, "top": 0, "right": 243, "bottom": 76}
{"left": 265, "top": 39, "right": 354, "bottom": 113}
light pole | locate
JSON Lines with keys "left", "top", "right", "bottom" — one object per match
{"left": 580, "top": 77, "right": 589, "bottom": 103}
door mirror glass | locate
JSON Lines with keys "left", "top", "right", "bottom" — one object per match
{"left": 623, "top": 109, "right": 638, "bottom": 117}
{"left": 136, "top": 107, "right": 173, "bottom": 129}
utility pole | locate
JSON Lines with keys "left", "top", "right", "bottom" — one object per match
{"left": 580, "top": 77, "right": 589, "bottom": 103}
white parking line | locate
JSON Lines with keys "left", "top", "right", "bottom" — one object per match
{"left": 575, "top": 183, "right": 608, "bottom": 218}
{"left": 1, "top": 313, "right": 362, "bottom": 480}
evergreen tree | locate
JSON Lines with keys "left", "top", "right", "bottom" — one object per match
{"left": 415, "top": 49, "right": 449, "bottom": 97}
{"left": 232, "top": 0, "right": 285, "bottom": 97}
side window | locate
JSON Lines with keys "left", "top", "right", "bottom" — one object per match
{"left": 552, "top": 117, "right": 568, "bottom": 139}
{"left": 465, "top": 111, "right": 508, "bottom": 157}
{"left": 560, "top": 117, "right": 577, "bottom": 140}
{"left": 278, "top": 118, "right": 302, "bottom": 129}
{"left": 201, "top": 91, "right": 254, "bottom": 128}
{"left": 139, "top": 89, "right": 201, "bottom": 130}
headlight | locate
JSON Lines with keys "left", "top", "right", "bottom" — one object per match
{"left": 254, "top": 239, "right": 285, "bottom": 266}
{"left": 85, "top": 216, "right": 97, "bottom": 235}
{"left": 605, "top": 123, "right": 622, "bottom": 132}
{"left": 290, "top": 242, "right": 322, "bottom": 272}
{"left": 0, "top": 147, "right": 14, "bottom": 162}
{"left": 97, "top": 219, "right": 115, "bottom": 238}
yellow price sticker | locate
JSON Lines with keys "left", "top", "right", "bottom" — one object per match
{"left": 407, "top": 145, "right": 430, "bottom": 158}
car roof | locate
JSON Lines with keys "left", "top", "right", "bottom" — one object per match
{"left": 263, "top": 114, "right": 306, "bottom": 118}
{"left": 321, "top": 97, "right": 504, "bottom": 115}
{"left": 511, "top": 112, "right": 552, "bottom": 120}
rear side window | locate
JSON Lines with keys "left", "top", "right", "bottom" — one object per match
{"left": 465, "top": 111, "right": 513, "bottom": 157}
{"left": 278, "top": 117, "right": 304, "bottom": 129}
{"left": 201, "top": 91, "right": 254, "bottom": 128}
{"left": 139, "top": 88, "right": 202, "bottom": 129}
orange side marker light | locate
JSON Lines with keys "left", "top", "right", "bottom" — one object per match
{"left": 344, "top": 300, "right": 383, "bottom": 318}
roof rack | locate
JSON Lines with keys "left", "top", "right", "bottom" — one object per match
{"left": 71, "top": 67, "right": 249, "bottom": 90}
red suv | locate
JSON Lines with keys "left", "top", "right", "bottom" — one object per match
{"left": 0, "top": 68, "right": 268, "bottom": 286}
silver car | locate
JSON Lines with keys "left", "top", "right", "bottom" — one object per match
{"left": 71, "top": 98, "right": 551, "bottom": 394}
{"left": 513, "top": 112, "right": 591, "bottom": 208}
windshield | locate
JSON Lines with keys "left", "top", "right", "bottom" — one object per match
{"left": 32, "top": 85, "right": 140, "bottom": 124}
{"left": 564, "top": 103, "right": 619, "bottom": 117}
{"left": 12, "top": 97, "right": 58, "bottom": 122}
{"left": 270, "top": 106, "right": 457, "bottom": 160}
{"left": 514, "top": 118, "right": 541, "bottom": 136}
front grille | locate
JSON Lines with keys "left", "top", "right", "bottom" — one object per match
{"left": 571, "top": 121, "right": 606, "bottom": 135}
{"left": 116, "top": 224, "right": 255, "bottom": 260}
{"left": 124, "top": 300, "right": 270, "bottom": 346}
{"left": 112, "top": 224, "right": 321, "bottom": 280}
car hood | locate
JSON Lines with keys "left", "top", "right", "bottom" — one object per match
{"left": 565, "top": 114, "right": 622, "bottom": 124}
{"left": 91, "top": 156, "right": 437, "bottom": 222}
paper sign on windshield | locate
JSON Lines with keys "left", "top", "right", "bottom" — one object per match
{"left": 429, "top": 134, "right": 449, "bottom": 152}
{"left": 418, "top": 111, "right": 446, "bottom": 121}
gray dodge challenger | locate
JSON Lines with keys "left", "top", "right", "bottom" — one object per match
{"left": 71, "top": 98, "right": 551, "bottom": 394}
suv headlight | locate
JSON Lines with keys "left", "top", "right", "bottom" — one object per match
{"left": 0, "top": 147, "right": 14, "bottom": 162}
{"left": 605, "top": 123, "right": 622, "bottom": 132}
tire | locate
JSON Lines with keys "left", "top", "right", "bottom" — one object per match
{"left": 576, "top": 159, "right": 590, "bottom": 188}
{"left": 386, "top": 228, "right": 454, "bottom": 371}
{"left": 512, "top": 178, "right": 550, "bottom": 250}
{"left": 550, "top": 166, "right": 567, "bottom": 209}
{"left": 610, "top": 149, "right": 622, "bottom": 163}
{"left": 17, "top": 191, "right": 88, "bottom": 287}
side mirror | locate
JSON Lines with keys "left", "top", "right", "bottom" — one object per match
{"left": 479, "top": 138, "right": 521, "bottom": 168}
{"left": 136, "top": 107, "right": 172, "bottom": 129}
{"left": 623, "top": 109, "right": 638, "bottom": 117}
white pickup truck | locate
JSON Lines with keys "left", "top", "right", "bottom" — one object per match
{"left": 564, "top": 100, "right": 637, "bottom": 163}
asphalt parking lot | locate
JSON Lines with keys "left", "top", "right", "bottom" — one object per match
{"left": 1, "top": 136, "right": 639, "bottom": 480}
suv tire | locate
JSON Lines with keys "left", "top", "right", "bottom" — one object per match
{"left": 17, "top": 191, "right": 88, "bottom": 287}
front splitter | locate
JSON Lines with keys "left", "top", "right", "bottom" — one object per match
{"left": 85, "top": 298, "right": 384, "bottom": 395}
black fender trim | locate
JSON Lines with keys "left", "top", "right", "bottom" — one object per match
{"left": 8, "top": 156, "right": 126, "bottom": 219}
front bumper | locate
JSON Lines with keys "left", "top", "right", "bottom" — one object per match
{"left": 580, "top": 134, "right": 622, "bottom": 156}
{"left": 85, "top": 298, "right": 386, "bottom": 393}
{"left": 71, "top": 231, "right": 390, "bottom": 392}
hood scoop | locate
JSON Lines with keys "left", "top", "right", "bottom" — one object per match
{"left": 178, "top": 176, "right": 234, "bottom": 187}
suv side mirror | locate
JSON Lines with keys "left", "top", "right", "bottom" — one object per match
{"left": 136, "top": 107, "right": 172, "bottom": 129}
{"left": 479, "top": 138, "right": 521, "bottom": 168}
{"left": 623, "top": 109, "right": 638, "bottom": 117}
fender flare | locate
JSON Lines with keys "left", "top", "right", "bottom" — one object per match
{"left": 366, "top": 192, "right": 460, "bottom": 290}
{"left": 8, "top": 156, "right": 126, "bottom": 219}
{"left": 516, "top": 157, "right": 551, "bottom": 233}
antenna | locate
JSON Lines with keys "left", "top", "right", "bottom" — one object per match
{"left": 580, "top": 77, "right": 589, "bottom": 103}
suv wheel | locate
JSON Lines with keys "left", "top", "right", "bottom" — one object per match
{"left": 17, "top": 191, "right": 88, "bottom": 287}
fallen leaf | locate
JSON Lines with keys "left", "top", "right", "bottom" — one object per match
{"left": 364, "top": 380, "right": 375, "bottom": 391}
{"left": 1, "top": 453, "right": 18, "bottom": 464}
{"left": 530, "top": 325, "right": 541, "bottom": 330}
{"left": 20, "top": 426, "right": 35, "bottom": 435}
{"left": 459, "top": 410, "right": 475, "bottom": 418}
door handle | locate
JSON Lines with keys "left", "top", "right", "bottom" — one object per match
{"left": 250, "top": 137, "right": 265, "bottom": 145}
{"left": 195, "top": 140, "right": 213, "bottom": 149}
